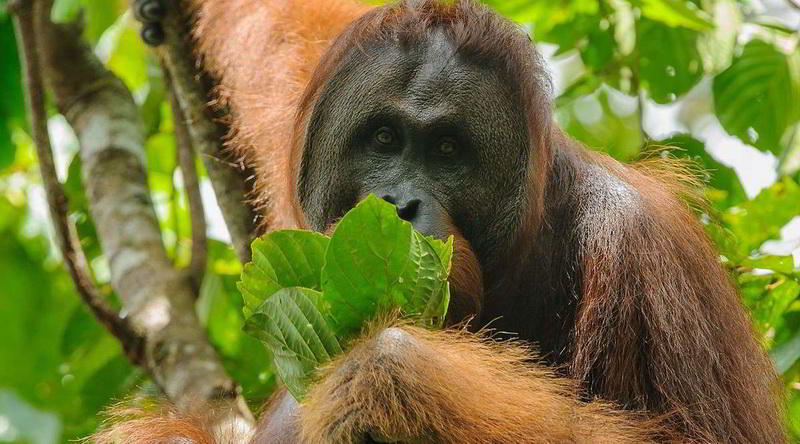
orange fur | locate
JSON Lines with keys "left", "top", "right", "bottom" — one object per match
{"left": 91, "top": 405, "right": 217, "bottom": 444}
{"left": 93, "top": 324, "right": 665, "bottom": 444}
{"left": 97, "top": 1, "right": 785, "bottom": 442}
{"left": 567, "top": 145, "right": 784, "bottom": 442}
{"left": 185, "top": 0, "right": 370, "bottom": 229}
{"left": 301, "top": 324, "right": 666, "bottom": 443}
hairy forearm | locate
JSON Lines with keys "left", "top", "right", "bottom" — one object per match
{"left": 301, "top": 325, "right": 661, "bottom": 444}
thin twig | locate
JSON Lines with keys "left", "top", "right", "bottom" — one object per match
{"left": 10, "top": 0, "right": 143, "bottom": 363}
{"left": 167, "top": 71, "right": 207, "bottom": 293}
{"left": 156, "top": 4, "right": 257, "bottom": 264}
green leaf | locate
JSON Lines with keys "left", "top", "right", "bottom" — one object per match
{"left": 320, "top": 196, "right": 453, "bottom": 336}
{"left": 141, "top": 74, "right": 166, "bottom": 138}
{"left": 639, "top": 19, "right": 703, "bottom": 103}
{"left": 400, "top": 232, "right": 453, "bottom": 328}
{"left": 713, "top": 40, "right": 800, "bottom": 155}
{"left": 696, "top": 0, "right": 741, "bottom": 74}
{"left": 742, "top": 255, "right": 797, "bottom": 275}
{"left": 482, "top": 0, "right": 597, "bottom": 29}
{"left": 0, "top": 123, "right": 12, "bottom": 170}
{"left": 320, "top": 195, "right": 415, "bottom": 337}
{"left": 556, "top": 85, "right": 643, "bottom": 161}
{"left": 0, "top": 18, "right": 23, "bottom": 170}
{"left": 0, "top": 389, "right": 62, "bottom": 444}
{"left": 200, "top": 273, "right": 245, "bottom": 356}
{"left": 738, "top": 273, "right": 800, "bottom": 336}
{"left": 50, "top": 0, "right": 83, "bottom": 23}
{"left": 640, "top": 0, "right": 713, "bottom": 31}
{"left": 79, "top": 355, "right": 140, "bottom": 413}
{"left": 60, "top": 306, "right": 104, "bottom": 358}
{"left": 243, "top": 287, "right": 342, "bottom": 400}
{"left": 198, "top": 272, "right": 275, "bottom": 400}
{"left": 82, "top": 1, "right": 122, "bottom": 43}
{"left": 535, "top": 14, "right": 614, "bottom": 70}
{"left": 773, "top": 329, "right": 800, "bottom": 375}
{"left": 238, "top": 230, "right": 329, "bottom": 316}
{"left": 779, "top": 123, "right": 800, "bottom": 176}
{"left": 722, "top": 177, "right": 800, "bottom": 258}
{"left": 106, "top": 27, "right": 150, "bottom": 91}
{"left": 238, "top": 196, "right": 453, "bottom": 398}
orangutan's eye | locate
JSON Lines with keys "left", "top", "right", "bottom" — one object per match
{"left": 436, "top": 137, "right": 458, "bottom": 157}
{"left": 375, "top": 127, "right": 396, "bottom": 145}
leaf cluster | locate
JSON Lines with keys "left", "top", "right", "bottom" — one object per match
{"left": 238, "top": 195, "right": 453, "bottom": 399}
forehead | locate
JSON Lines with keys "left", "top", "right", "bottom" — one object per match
{"left": 318, "top": 31, "right": 521, "bottom": 126}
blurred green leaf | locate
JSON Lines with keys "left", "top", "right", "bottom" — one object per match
{"left": 209, "top": 239, "right": 242, "bottom": 275}
{"left": 50, "top": 0, "right": 83, "bottom": 24}
{"left": 200, "top": 273, "right": 240, "bottom": 356}
{"left": 0, "top": 122, "right": 12, "bottom": 170}
{"left": 106, "top": 27, "right": 150, "bottom": 92}
{"left": 198, "top": 272, "right": 274, "bottom": 402}
{"left": 82, "top": 1, "right": 122, "bottom": 43}
{"left": 536, "top": 14, "right": 615, "bottom": 70}
{"left": 146, "top": 132, "right": 176, "bottom": 176}
{"left": 64, "top": 155, "right": 103, "bottom": 262}
{"left": 556, "top": 75, "right": 602, "bottom": 105}
{"left": 556, "top": 85, "right": 642, "bottom": 161}
{"left": 788, "top": 387, "right": 800, "bottom": 439}
{"left": 696, "top": 0, "right": 740, "bottom": 74}
{"left": 482, "top": 0, "right": 597, "bottom": 32}
{"left": 639, "top": 19, "right": 703, "bottom": 103}
{"left": 640, "top": 0, "right": 713, "bottom": 31}
{"left": 535, "top": 16, "right": 586, "bottom": 55}
{"left": 739, "top": 273, "right": 800, "bottom": 336}
{"left": 742, "top": 255, "right": 797, "bottom": 275}
{"left": 0, "top": 389, "right": 61, "bottom": 444}
{"left": 79, "top": 355, "right": 140, "bottom": 413}
{"left": 713, "top": 40, "right": 800, "bottom": 155}
{"left": 49, "top": 0, "right": 119, "bottom": 41}
{"left": 60, "top": 306, "right": 104, "bottom": 358}
{"left": 773, "top": 327, "right": 800, "bottom": 374}
{"left": 0, "top": 196, "right": 132, "bottom": 440}
{"left": 779, "top": 123, "right": 800, "bottom": 177}
{"left": 0, "top": 17, "right": 23, "bottom": 170}
{"left": 63, "top": 155, "right": 88, "bottom": 210}
{"left": 722, "top": 177, "right": 800, "bottom": 258}
{"left": 752, "top": 19, "right": 798, "bottom": 38}
{"left": 141, "top": 77, "right": 167, "bottom": 137}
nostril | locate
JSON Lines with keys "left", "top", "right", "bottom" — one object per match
{"left": 381, "top": 194, "right": 396, "bottom": 205}
{"left": 396, "top": 199, "right": 421, "bottom": 221}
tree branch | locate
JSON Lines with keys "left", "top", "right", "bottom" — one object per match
{"left": 27, "top": 0, "right": 255, "bottom": 436}
{"left": 10, "top": 0, "right": 143, "bottom": 363}
{"left": 167, "top": 72, "right": 207, "bottom": 294}
{"left": 156, "top": 2, "right": 257, "bottom": 264}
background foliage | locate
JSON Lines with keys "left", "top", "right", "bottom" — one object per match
{"left": 0, "top": 0, "right": 798, "bottom": 442}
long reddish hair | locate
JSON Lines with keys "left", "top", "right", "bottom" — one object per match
{"left": 287, "top": 0, "right": 554, "bottom": 235}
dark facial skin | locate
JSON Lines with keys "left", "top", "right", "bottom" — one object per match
{"left": 298, "top": 31, "right": 531, "bottom": 272}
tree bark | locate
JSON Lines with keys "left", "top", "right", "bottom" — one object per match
{"left": 23, "top": 0, "right": 256, "bottom": 438}
{"left": 157, "top": 1, "right": 258, "bottom": 264}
